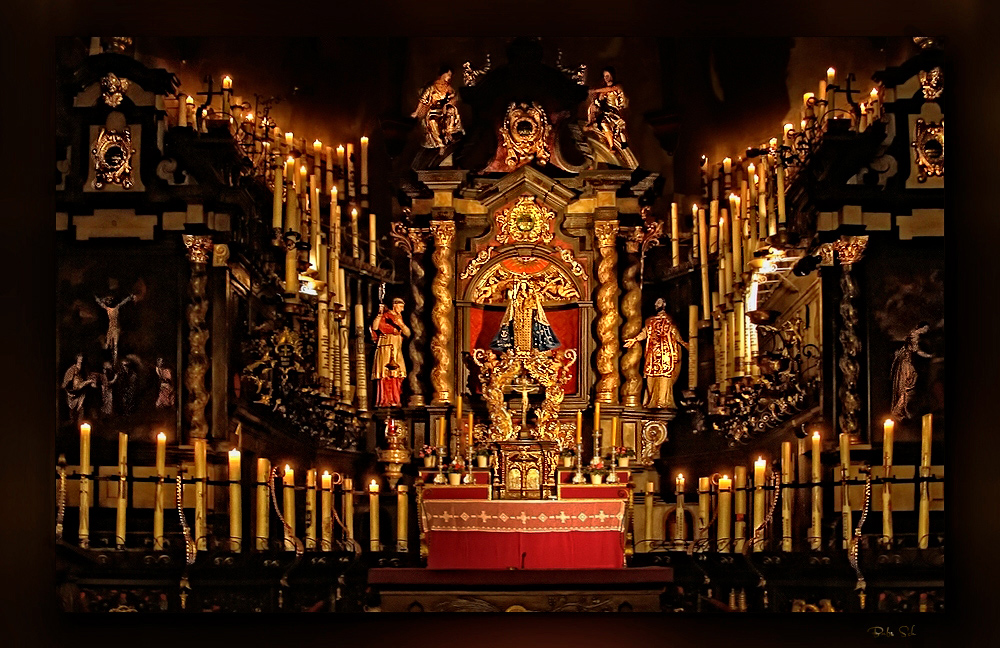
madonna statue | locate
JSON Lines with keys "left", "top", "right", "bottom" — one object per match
{"left": 490, "top": 280, "right": 559, "bottom": 354}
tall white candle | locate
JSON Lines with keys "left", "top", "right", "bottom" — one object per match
{"left": 397, "top": 484, "right": 409, "bottom": 553}
{"left": 229, "top": 449, "right": 242, "bottom": 552}
{"left": 343, "top": 478, "right": 355, "bottom": 542}
{"left": 78, "top": 423, "right": 91, "bottom": 548}
{"left": 351, "top": 208, "right": 360, "bottom": 259}
{"left": 840, "top": 433, "right": 852, "bottom": 549}
{"left": 369, "top": 212, "right": 377, "bottom": 266}
{"left": 776, "top": 162, "right": 787, "bottom": 225}
{"left": 283, "top": 465, "right": 296, "bottom": 551}
{"left": 781, "top": 441, "right": 793, "bottom": 551}
{"left": 177, "top": 93, "right": 188, "bottom": 127}
{"left": 688, "top": 304, "right": 699, "bottom": 390}
{"left": 305, "top": 469, "right": 317, "bottom": 550}
{"left": 346, "top": 142, "right": 356, "bottom": 200}
{"left": 194, "top": 438, "right": 207, "bottom": 551}
{"left": 718, "top": 475, "right": 732, "bottom": 553}
{"left": 753, "top": 457, "right": 766, "bottom": 552}
{"left": 116, "top": 432, "right": 128, "bottom": 548}
{"left": 360, "top": 135, "right": 369, "bottom": 190}
{"left": 272, "top": 157, "right": 284, "bottom": 231}
{"left": 882, "top": 419, "right": 894, "bottom": 546}
{"left": 154, "top": 431, "right": 165, "bottom": 550}
{"left": 368, "top": 479, "right": 380, "bottom": 552}
{"left": 674, "top": 474, "right": 685, "bottom": 547}
{"left": 697, "top": 476, "right": 710, "bottom": 551}
{"left": 918, "top": 414, "right": 932, "bottom": 549}
{"left": 336, "top": 145, "right": 346, "bottom": 193}
{"left": 810, "top": 431, "right": 822, "bottom": 550}
{"left": 709, "top": 200, "right": 719, "bottom": 254}
{"left": 698, "top": 208, "right": 710, "bottom": 319}
{"left": 734, "top": 466, "right": 747, "bottom": 553}
{"left": 256, "top": 458, "right": 270, "bottom": 550}
{"left": 321, "top": 471, "right": 333, "bottom": 551}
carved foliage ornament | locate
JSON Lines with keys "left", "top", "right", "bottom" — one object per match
{"left": 919, "top": 67, "right": 943, "bottom": 101}
{"left": 913, "top": 119, "right": 944, "bottom": 182}
{"left": 501, "top": 103, "right": 551, "bottom": 167}
{"left": 471, "top": 264, "right": 580, "bottom": 304}
{"left": 390, "top": 221, "right": 430, "bottom": 256}
{"left": 182, "top": 234, "right": 214, "bottom": 264}
{"left": 496, "top": 195, "right": 555, "bottom": 245}
{"left": 461, "top": 247, "right": 494, "bottom": 280}
{"left": 92, "top": 127, "right": 135, "bottom": 190}
{"left": 462, "top": 55, "right": 491, "bottom": 87}
{"left": 101, "top": 73, "right": 130, "bottom": 107}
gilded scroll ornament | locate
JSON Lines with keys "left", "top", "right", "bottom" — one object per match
{"left": 471, "top": 263, "right": 580, "bottom": 305}
{"left": 594, "top": 221, "right": 621, "bottom": 404}
{"left": 101, "top": 73, "right": 129, "bottom": 107}
{"left": 558, "top": 248, "right": 588, "bottom": 280}
{"left": 495, "top": 195, "right": 555, "bottom": 245}
{"left": 92, "top": 127, "right": 135, "bottom": 190}
{"left": 460, "top": 248, "right": 494, "bottom": 280}
{"left": 919, "top": 67, "right": 943, "bottom": 101}
{"left": 182, "top": 235, "right": 213, "bottom": 439}
{"left": 501, "top": 102, "right": 551, "bottom": 167}
{"left": 912, "top": 119, "right": 944, "bottom": 182}
{"left": 639, "top": 420, "right": 668, "bottom": 466}
{"left": 429, "top": 221, "right": 456, "bottom": 404}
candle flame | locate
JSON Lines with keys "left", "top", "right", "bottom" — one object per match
{"left": 870, "top": 88, "right": 878, "bottom": 98}
{"left": 157, "top": 431, "right": 166, "bottom": 441}
{"left": 185, "top": 95, "right": 194, "bottom": 104}
{"left": 300, "top": 165, "right": 307, "bottom": 175}
{"left": 245, "top": 112, "right": 253, "bottom": 121}
{"left": 286, "top": 155, "right": 294, "bottom": 164}
{"left": 81, "top": 423, "right": 91, "bottom": 433}
{"left": 285, "top": 464, "right": 292, "bottom": 473}
{"left": 677, "top": 473, "right": 683, "bottom": 480}
{"left": 229, "top": 448, "right": 240, "bottom": 458}
{"left": 813, "top": 431, "right": 821, "bottom": 440}
{"left": 784, "top": 122, "right": 794, "bottom": 134}
{"left": 314, "top": 139, "right": 322, "bottom": 148}
{"left": 692, "top": 204, "right": 698, "bottom": 215}
{"left": 369, "top": 478, "right": 379, "bottom": 492}
{"left": 360, "top": 136, "right": 369, "bottom": 144}
{"left": 323, "top": 470, "right": 330, "bottom": 476}
{"left": 223, "top": 75, "right": 232, "bottom": 84}
{"left": 827, "top": 67, "right": 836, "bottom": 77}
{"left": 351, "top": 208, "right": 358, "bottom": 217}
{"left": 337, "top": 145, "right": 344, "bottom": 152}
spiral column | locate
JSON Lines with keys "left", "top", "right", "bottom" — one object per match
{"left": 835, "top": 236, "right": 868, "bottom": 439}
{"left": 182, "top": 235, "right": 213, "bottom": 440}
{"left": 594, "top": 221, "right": 621, "bottom": 404}
{"left": 619, "top": 228, "right": 643, "bottom": 407}
{"left": 429, "top": 220, "right": 456, "bottom": 405}
{"left": 392, "top": 221, "right": 431, "bottom": 407}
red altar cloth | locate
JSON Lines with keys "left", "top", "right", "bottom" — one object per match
{"left": 422, "top": 499, "right": 626, "bottom": 569}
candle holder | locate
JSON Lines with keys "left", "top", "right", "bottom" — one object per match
{"left": 462, "top": 445, "right": 474, "bottom": 484}
{"left": 433, "top": 446, "right": 447, "bottom": 484}
{"left": 572, "top": 443, "right": 585, "bottom": 483}
{"left": 606, "top": 445, "right": 618, "bottom": 483}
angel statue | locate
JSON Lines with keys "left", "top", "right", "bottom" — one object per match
{"left": 624, "top": 298, "right": 688, "bottom": 409}
{"left": 411, "top": 65, "right": 464, "bottom": 154}
{"left": 490, "top": 279, "right": 560, "bottom": 354}
{"left": 890, "top": 322, "right": 932, "bottom": 420}
{"left": 371, "top": 297, "right": 411, "bottom": 408}
{"left": 585, "top": 66, "right": 638, "bottom": 168}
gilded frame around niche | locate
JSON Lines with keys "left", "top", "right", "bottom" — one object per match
{"left": 92, "top": 127, "right": 135, "bottom": 189}
{"left": 912, "top": 118, "right": 944, "bottom": 183}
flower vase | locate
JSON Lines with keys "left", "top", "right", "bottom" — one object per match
{"left": 476, "top": 456, "right": 488, "bottom": 468}
{"left": 448, "top": 473, "right": 462, "bottom": 486}
{"left": 618, "top": 457, "right": 629, "bottom": 468}
{"left": 423, "top": 456, "right": 436, "bottom": 468}
{"left": 590, "top": 474, "right": 604, "bottom": 485}
{"left": 562, "top": 457, "right": 574, "bottom": 468}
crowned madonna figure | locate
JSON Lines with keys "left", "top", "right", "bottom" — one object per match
{"left": 490, "top": 280, "right": 560, "bottom": 354}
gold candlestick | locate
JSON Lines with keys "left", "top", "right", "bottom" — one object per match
{"left": 697, "top": 476, "right": 710, "bottom": 551}
{"left": 718, "top": 475, "right": 732, "bottom": 553}
{"left": 343, "top": 478, "right": 355, "bottom": 543}
{"left": 753, "top": 457, "right": 766, "bottom": 552}
{"left": 368, "top": 479, "right": 381, "bottom": 552}
{"left": 810, "top": 431, "right": 822, "bottom": 551}
{"left": 674, "top": 474, "right": 686, "bottom": 548}
{"left": 882, "top": 419, "right": 894, "bottom": 547}
{"left": 228, "top": 449, "right": 242, "bottom": 552}
{"left": 321, "top": 471, "right": 333, "bottom": 551}
{"left": 840, "top": 433, "right": 852, "bottom": 549}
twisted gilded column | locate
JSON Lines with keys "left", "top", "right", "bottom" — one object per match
{"left": 392, "top": 221, "right": 431, "bottom": 407}
{"left": 429, "top": 220, "right": 456, "bottom": 405}
{"left": 594, "top": 221, "right": 621, "bottom": 404}
{"left": 620, "top": 227, "right": 643, "bottom": 407}
{"left": 182, "top": 235, "right": 213, "bottom": 439}
{"left": 834, "top": 237, "right": 867, "bottom": 439}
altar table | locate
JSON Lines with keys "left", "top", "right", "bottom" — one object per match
{"left": 421, "top": 498, "right": 627, "bottom": 569}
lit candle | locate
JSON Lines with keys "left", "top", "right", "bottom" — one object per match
{"left": 369, "top": 479, "right": 380, "bottom": 552}
{"left": 781, "top": 441, "right": 793, "bottom": 551}
{"left": 313, "top": 139, "right": 323, "bottom": 173}
{"left": 734, "top": 466, "right": 747, "bottom": 552}
{"left": 256, "top": 458, "right": 270, "bottom": 550}
{"left": 397, "top": 484, "right": 408, "bottom": 553}
{"left": 776, "top": 160, "right": 786, "bottom": 225}
{"left": 283, "top": 464, "right": 296, "bottom": 551}
{"left": 810, "top": 431, "right": 822, "bottom": 550}
{"left": 116, "top": 432, "right": 128, "bottom": 548}
{"left": 272, "top": 156, "right": 284, "bottom": 231}
{"left": 310, "top": 174, "right": 320, "bottom": 269}
{"left": 826, "top": 67, "right": 836, "bottom": 85}
{"left": 321, "top": 471, "right": 333, "bottom": 551}
{"left": 918, "top": 414, "right": 932, "bottom": 548}
{"left": 437, "top": 416, "right": 446, "bottom": 447}
{"left": 688, "top": 304, "right": 699, "bottom": 390}
{"left": 729, "top": 194, "right": 742, "bottom": 281}
{"left": 229, "top": 449, "right": 242, "bottom": 552}
{"left": 670, "top": 202, "right": 680, "bottom": 267}
{"left": 674, "top": 474, "right": 686, "bottom": 546}
{"left": 467, "top": 412, "right": 474, "bottom": 454}
{"left": 697, "top": 477, "right": 710, "bottom": 551}
{"left": 79, "top": 423, "right": 91, "bottom": 547}
{"left": 783, "top": 123, "right": 794, "bottom": 147}
{"left": 593, "top": 401, "right": 601, "bottom": 452}
{"left": 757, "top": 160, "right": 768, "bottom": 238}
{"left": 718, "top": 475, "right": 732, "bottom": 553}
{"left": 882, "top": 419, "right": 894, "bottom": 546}
{"left": 723, "top": 157, "right": 732, "bottom": 175}
{"left": 285, "top": 131, "right": 294, "bottom": 148}
{"left": 343, "top": 478, "right": 355, "bottom": 542}
{"left": 858, "top": 102, "right": 868, "bottom": 131}
{"left": 222, "top": 75, "right": 232, "bottom": 116}
{"left": 185, "top": 95, "right": 195, "bottom": 128}
{"left": 351, "top": 208, "right": 360, "bottom": 259}
{"left": 753, "top": 457, "right": 766, "bottom": 552}
{"left": 336, "top": 145, "right": 346, "bottom": 193}
{"left": 575, "top": 409, "right": 583, "bottom": 445}
{"left": 153, "top": 431, "right": 165, "bottom": 550}
{"left": 305, "top": 469, "right": 317, "bottom": 550}
{"left": 177, "top": 94, "right": 188, "bottom": 128}
{"left": 840, "top": 433, "right": 852, "bottom": 549}
{"left": 194, "top": 438, "right": 207, "bottom": 551}
{"left": 360, "top": 135, "right": 369, "bottom": 191}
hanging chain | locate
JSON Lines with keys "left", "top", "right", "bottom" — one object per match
{"left": 742, "top": 472, "right": 782, "bottom": 609}
{"left": 269, "top": 467, "right": 304, "bottom": 558}
{"left": 176, "top": 472, "right": 196, "bottom": 611}
{"left": 849, "top": 466, "right": 873, "bottom": 609}
{"left": 56, "top": 463, "right": 67, "bottom": 541}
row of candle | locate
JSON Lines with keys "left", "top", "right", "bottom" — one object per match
{"left": 74, "top": 424, "right": 407, "bottom": 552}
{"left": 655, "top": 416, "right": 936, "bottom": 552}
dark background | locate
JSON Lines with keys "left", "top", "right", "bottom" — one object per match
{"left": 6, "top": 0, "right": 996, "bottom": 646}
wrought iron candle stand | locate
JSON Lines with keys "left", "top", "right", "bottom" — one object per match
{"left": 433, "top": 446, "right": 447, "bottom": 484}
{"left": 572, "top": 442, "right": 585, "bottom": 483}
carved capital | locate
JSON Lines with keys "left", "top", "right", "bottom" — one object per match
{"left": 183, "top": 235, "right": 214, "bottom": 265}
{"left": 391, "top": 221, "right": 431, "bottom": 256}
{"left": 594, "top": 221, "right": 619, "bottom": 248}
